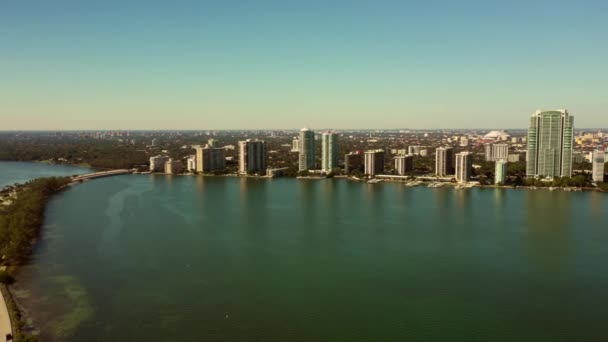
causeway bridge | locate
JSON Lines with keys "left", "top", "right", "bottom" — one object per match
{"left": 71, "top": 169, "right": 132, "bottom": 182}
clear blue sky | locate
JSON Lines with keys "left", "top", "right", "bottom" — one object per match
{"left": 1, "top": 0, "right": 607, "bottom": 130}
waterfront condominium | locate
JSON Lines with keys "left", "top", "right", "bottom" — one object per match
{"left": 364, "top": 150, "right": 385, "bottom": 176}
{"left": 526, "top": 109, "right": 574, "bottom": 178}
{"left": 592, "top": 150, "right": 605, "bottom": 183}
{"left": 455, "top": 152, "right": 473, "bottom": 183}
{"left": 435, "top": 147, "right": 454, "bottom": 177}
{"left": 238, "top": 139, "right": 267, "bottom": 175}
{"left": 495, "top": 159, "right": 507, "bottom": 184}
{"left": 344, "top": 151, "right": 364, "bottom": 175}
{"left": 394, "top": 154, "right": 414, "bottom": 175}
{"left": 195, "top": 145, "right": 226, "bottom": 173}
{"left": 298, "top": 128, "right": 316, "bottom": 172}
{"left": 149, "top": 155, "right": 170, "bottom": 172}
{"left": 321, "top": 131, "right": 339, "bottom": 173}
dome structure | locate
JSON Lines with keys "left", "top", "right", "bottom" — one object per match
{"left": 483, "top": 130, "right": 510, "bottom": 140}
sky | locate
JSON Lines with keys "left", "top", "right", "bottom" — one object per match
{"left": 1, "top": 0, "right": 607, "bottom": 130}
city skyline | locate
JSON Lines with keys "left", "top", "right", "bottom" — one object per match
{"left": 2, "top": 2, "right": 608, "bottom": 130}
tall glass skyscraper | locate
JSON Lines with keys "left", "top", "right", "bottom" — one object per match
{"left": 526, "top": 109, "right": 574, "bottom": 178}
{"left": 298, "top": 128, "right": 316, "bottom": 172}
{"left": 321, "top": 131, "right": 339, "bottom": 173}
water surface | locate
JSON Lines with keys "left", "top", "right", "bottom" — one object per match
{"left": 0, "top": 161, "right": 91, "bottom": 188}
{"left": 15, "top": 175, "right": 608, "bottom": 341}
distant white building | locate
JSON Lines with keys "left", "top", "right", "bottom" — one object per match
{"left": 507, "top": 154, "right": 520, "bottom": 163}
{"left": 291, "top": 138, "right": 300, "bottom": 152}
{"left": 484, "top": 130, "right": 511, "bottom": 141}
{"left": 408, "top": 146, "right": 422, "bottom": 155}
{"left": 485, "top": 143, "right": 509, "bottom": 162}
{"left": 592, "top": 150, "right": 605, "bottom": 183}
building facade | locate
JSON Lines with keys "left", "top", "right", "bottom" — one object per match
{"left": 408, "top": 145, "right": 422, "bottom": 155}
{"left": 291, "top": 138, "right": 300, "bottom": 152}
{"left": 495, "top": 159, "right": 507, "bottom": 185}
{"left": 364, "top": 150, "right": 385, "bottom": 176}
{"left": 298, "top": 128, "right": 316, "bottom": 172}
{"left": 164, "top": 159, "right": 184, "bottom": 174}
{"left": 321, "top": 131, "right": 339, "bottom": 173}
{"left": 345, "top": 151, "right": 364, "bottom": 175}
{"left": 455, "top": 152, "right": 473, "bottom": 183}
{"left": 238, "top": 139, "right": 267, "bottom": 174}
{"left": 149, "top": 155, "right": 170, "bottom": 172}
{"left": 394, "top": 154, "right": 414, "bottom": 175}
{"left": 592, "top": 150, "right": 605, "bottom": 183}
{"left": 195, "top": 145, "right": 226, "bottom": 173}
{"left": 526, "top": 109, "right": 574, "bottom": 178}
{"left": 485, "top": 143, "right": 509, "bottom": 161}
{"left": 435, "top": 147, "right": 455, "bottom": 177}
{"left": 186, "top": 155, "right": 196, "bottom": 172}
{"left": 507, "top": 154, "right": 520, "bottom": 163}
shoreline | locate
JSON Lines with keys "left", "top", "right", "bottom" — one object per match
{"left": 143, "top": 172, "right": 605, "bottom": 193}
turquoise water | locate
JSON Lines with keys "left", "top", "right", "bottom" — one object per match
{"left": 13, "top": 175, "right": 608, "bottom": 341}
{"left": 0, "top": 161, "right": 91, "bottom": 188}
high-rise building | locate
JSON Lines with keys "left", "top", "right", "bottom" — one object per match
{"left": 195, "top": 145, "right": 226, "bottom": 173}
{"left": 526, "top": 109, "right": 574, "bottom": 178}
{"left": 435, "top": 147, "right": 454, "bottom": 177}
{"left": 164, "top": 159, "right": 184, "bottom": 174}
{"left": 485, "top": 143, "right": 509, "bottom": 161}
{"left": 394, "top": 154, "right": 414, "bottom": 175}
{"left": 298, "top": 128, "right": 316, "bottom": 172}
{"left": 186, "top": 155, "right": 196, "bottom": 172}
{"left": 364, "top": 150, "right": 385, "bottom": 176}
{"left": 238, "top": 139, "right": 267, "bottom": 175}
{"left": 321, "top": 131, "right": 339, "bottom": 173}
{"left": 495, "top": 159, "right": 507, "bottom": 185}
{"left": 291, "top": 138, "right": 300, "bottom": 152}
{"left": 592, "top": 150, "right": 605, "bottom": 183}
{"left": 455, "top": 152, "right": 473, "bottom": 183}
{"left": 345, "top": 151, "right": 364, "bottom": 175}
{"left": 149, "top": 155, "right": 170, "bottom": 172}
